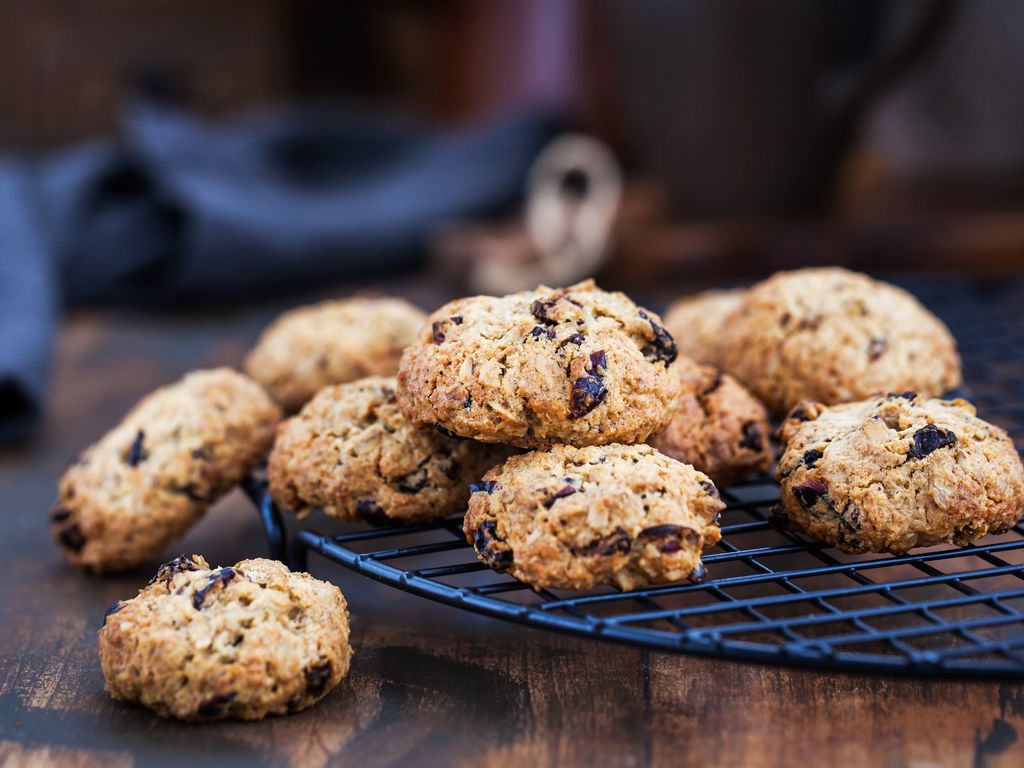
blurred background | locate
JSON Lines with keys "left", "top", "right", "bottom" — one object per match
{"left": 4, "top": 0, "right": 1024, "bottom": 442}
{"left": 5, "top": 0, "right": 1024, "bottom": 288}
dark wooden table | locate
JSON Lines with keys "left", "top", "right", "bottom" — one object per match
{"left": 2, "top": 276, "right": 1022, "bottom": 768}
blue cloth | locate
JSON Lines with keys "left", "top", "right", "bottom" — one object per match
{"left": 0, "top": 161, "right": 56, "bottom": 444}
{"left": 0, "top": 103, "right": 559, "bottom": 443}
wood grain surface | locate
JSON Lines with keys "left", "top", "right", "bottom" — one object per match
{"left": 1, "top": 277, "right": 1022, "bottom": 768}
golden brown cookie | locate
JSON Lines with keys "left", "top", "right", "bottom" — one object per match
{"left": 99, "top": 555, "right": 352, "bottom": 721}
{"left": 268, "top": 376, "right": 509, "bottom": 525}
{"left": 718, "top": 268, "right": 962, "bottom": 415}
{"left": 464, "top": 443, "right": 724, "bottom": 590}
{"left": 775, "top": 393, "right": 1024, "bottom": 554}
{"left": 662, "top": 288, "right": 744, "bottom": 367}
{"left": 50, "top": 369, "right": 281, "bottom": 572}
{"left": 397, "top": 280, "right": 680, "bottom": 449}
{"left": 650, "top": 356, "right": 773, "bottom": 486}
{"left": 245, "top": 296, "right": 426, "bottom": 412}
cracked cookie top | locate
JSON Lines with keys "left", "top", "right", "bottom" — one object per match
{"left": 463, "top": 443, "right": 724, "bottom": 591}
{"left": 268, "top": 376, "right": 509, "bottom": 525}
{"left": 718, "top": 268, "right": 962, "bottom": 415}
{"left": 397, "top": 280, "right": 681, "bottom": 449}
{"left": 775, "top": 393, "right": 1024, "bottom": 554}
{"left": 99, "top": 555, "right": 351, "bottom": 721}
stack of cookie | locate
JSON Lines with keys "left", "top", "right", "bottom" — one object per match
{"left": 394, "top": 280, "right": 736, "bottom": 591}
{"left": 259, "top": 280, "right": 733, "bottom": 592}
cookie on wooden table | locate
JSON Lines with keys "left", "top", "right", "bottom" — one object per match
{"left": 268, "top": 376, "right": 509, "bottom": 525}
{"left": 99, "top": 555, "right": 352, "bottom": 721}
{"left": 650, "top": 356, "right": 773, "bottom": 486}
{"left": 464, "top": 443, "right": 724, "bottom": 591}
{"left": 662, "top": 288, "right": 744, "bottom": 367}
{"left": 50, "top": 369, "right": 281, "bottom": 572}
{"left": 775, "top": 393, "right": 1024, "bottom": 554}
{"left": 245, "top": 296, "right": 426, "bottom": 412}
{"left": 718, "top": 268, "right": 962, "bottom": 415}
{"left": 397, "top": 280, "right": 680, "bottom": 449}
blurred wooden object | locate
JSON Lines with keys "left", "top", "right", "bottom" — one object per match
{"left": 433, "top": 134, "right": 621, "bottom": 294}
{"left": 438, "top": 0, "right": 618, "bottom": 138}
{"left": 600, "top": 175, "right": 1024, "bottom": 291}
{"left": 0, "top": 0, "right": 613, "bottom": 149}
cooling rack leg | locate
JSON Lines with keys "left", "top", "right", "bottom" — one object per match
{"left": 260, "top": 494, "right": 289, "bottom": 564}
{"left": 289, "top": 536, "right": 310, "bottom": 572}
{"left": 242, "top": 475, "right": 290, "bottom": 565}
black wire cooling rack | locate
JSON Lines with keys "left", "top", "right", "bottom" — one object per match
{"left": 246, "top": 276, "right": 1024, "bottom": 678}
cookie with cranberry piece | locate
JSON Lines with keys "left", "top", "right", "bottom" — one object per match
{"left": 650, "top": 356, "right": 773, "bottom": 486}
{"left": 464, "top": 443, "right": 724, "bottom": 590}
{"left": 99, "top": 555, "right": 351, "bottom": 721}
{"left": 775, "top": 393, "right": 1024, "bottom": 554}
{"left": 662, "top": 288, "right": 744, "bottom": 367}
{"left": 397, "top": 280, "right": 680, "bottom": 449}
{"left": 51, "top": 369, "right": 281, "bottom": 572}
{"left": 268, "top": 377, "right": 509, "bottom": 525}
{"left": 245, "top": 296, "right": 426, "bottom": 412}
{"left": 718, "top": 268, "right": 962, "bottom": 415}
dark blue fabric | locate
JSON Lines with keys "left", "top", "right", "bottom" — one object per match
{"left": 0, "top": 160, "right": 56, "bottom": 445}
{"left": 0, "top": 103, "right": 559, "bottom": 444}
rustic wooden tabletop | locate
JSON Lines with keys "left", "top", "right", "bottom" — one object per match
{"left": 1, "top": 276, "right": 1022, "bottom": 768}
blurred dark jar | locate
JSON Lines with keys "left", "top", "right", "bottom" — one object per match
{"left": 604, "top": 0, "right": 953, "bottom": 218}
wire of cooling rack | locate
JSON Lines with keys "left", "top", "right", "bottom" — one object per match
{"left": 248, "top": 276, "right": 1024, "bottom": 678}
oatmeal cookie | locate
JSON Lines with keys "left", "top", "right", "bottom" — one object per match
{"left": 662, "top": 288, "right": 744, "bottom": 367}
{"left": 719, "top": 268, "right": 962, "bottom": 415}
{"left": 397, "top": 280, "right": 680, "bottom": 448}
{"left": 245, "top": 296, "right": 426, "bottom": 411}
{"left": 99, "top": 555, "right": 351, "bottom": 721}
{"left": 464, "top": 443, "right": 724, "bottom": 590}
{"left": 775, "top": 393, "right": 1024, "bottom": 553}
{"left": 50, "top": 369, "right": 281, "bottom": 572}
{"left": 268, "top": 377, "right": 509, "bottom": 525}
{"left": 650, "top": 356, "right": 773, "bottom": 486}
